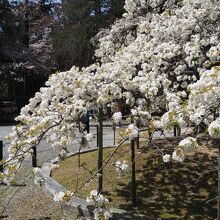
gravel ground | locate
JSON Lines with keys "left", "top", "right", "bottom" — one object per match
{"left": 0, "top": 183, "right": 70, "bottom": 219}
{"left": 0, "top": 117, "right": 128, "bottom": 218}
{"left": 0, "top": 125, "right": 78, "bottom": 220}
{"left": 0, "top": 154, "right": 79, "bottom": 220}
{"left": 0, "top": 125, "right": 119, "bottom": 220}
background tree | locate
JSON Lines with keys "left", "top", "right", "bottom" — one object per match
{"left": 52, "top": 0, "right": 125, "bottom": 70}
{"left": 0, "top": 0, "right": 124, "bottom": 122}
{"left": 0, "top": 0, "right": 59, "bottom": 121}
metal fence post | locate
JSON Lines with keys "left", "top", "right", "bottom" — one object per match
{"left": 0, "top": 141, "right": 3, "bottom": 172}
{"left": 131, "top": 138, "right": 137, "bottom": 206}
{"left": 218, "top": 139, "right": 220, "bottom": 220}
{"left": 136, "top": 134, "right": 140, "bottom": 149}
{"left": 214, "top": 110, "right": 217, "bottom": 120}
{"left": 214, "top": 138, "right": 220, "bottom": 220}
{"left": 174, "top": 126, "right": 177, "bottom": 137}
{"left": 178, "top": 127, "right": 181, "bottom": 136}
{"left": 96, "top": 125, "right": 99, "bottom": 148}
{"left": 32, "top": 146, "right": 37, "bottom": 167}
{"left": 113, "top": 123, "right": 116, "bottom": 145}
{"left": 97, "top": 108, "right": 103, "bottom": 193}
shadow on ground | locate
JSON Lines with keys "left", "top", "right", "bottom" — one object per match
{"left": 112, "top": 137, "right": 217, "bottom": 219}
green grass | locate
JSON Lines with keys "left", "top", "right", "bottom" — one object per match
{"left": 52, "top": 137, "right": 218, "bottom": 219}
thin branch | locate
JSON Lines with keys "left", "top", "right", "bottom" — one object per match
{"left": 73, "top": 137, "right": 129, "bottom": 195}
{"left": 128, "top": 146, "right": 148, "bottom": 169}
{"left": 0, "top": 174, "right": 32, "bottom": 216}
{"left": 75, "top": 146, "right": 82, "bottom": 190}
{"left": 0, "top": 187, "right": 21, "bottom": 216}
{"left": 1, "top": 120, "right": 62, "bottom": 167}
{"left": 195, "top": 168, "right": 218, "bottom": 184}
{"left": 152, "top": 143, "right": 164, "bottom": 156}
{"left": 206, "top": 196, "right": 220, "bottom": 203}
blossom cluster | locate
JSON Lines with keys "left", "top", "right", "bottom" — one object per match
{"left": 53, "top": 191, "right": 73, "bottom": 203}
{"left": 33, "top": 167, "right": 45, "bottom": 186}
{"left": 115, "top": 160, "right": 129, "bottom": 175}
{"left": 87, "top": 190, "right": 111, "bottom": 220}
{"left": 188, "top": 67, "right": 220, "bottom": 125}
{"left": 208, "top": 118, "right": 220, "bottom": 139}
{"left": 125, "top": 124, "right": 139, "bottom": 140}
{"left": 112, "top": 112, "right": 122, "bottom": 124}
{"left": 163, "top": 137, "right": 198, "bottom": 163}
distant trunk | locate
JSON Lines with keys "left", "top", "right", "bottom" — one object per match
{"left": 23, "top": 0, "right": 29, "bottom": 47}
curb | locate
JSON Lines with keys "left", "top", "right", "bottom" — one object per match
{"left": 40, "top": 147, "right": 154, "bottom": 220}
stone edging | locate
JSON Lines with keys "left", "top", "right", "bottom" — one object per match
{"left": 40, "top": 147, "right": 153, "bottom": 220}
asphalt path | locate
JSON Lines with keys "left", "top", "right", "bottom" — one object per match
{"left": 0, "top": 124, "right": 192, "bottom": 166}
{"left": 0, "top": 125, "right": 124, "bottom": 165}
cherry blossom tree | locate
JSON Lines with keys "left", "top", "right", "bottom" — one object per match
{"left": 1, "top": 0, "right": 220, "bottom": 219}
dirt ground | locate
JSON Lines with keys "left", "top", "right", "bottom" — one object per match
{"left": 0, "top": 163, "right": 79, "bottom": 220}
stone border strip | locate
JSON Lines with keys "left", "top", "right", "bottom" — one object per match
{"left": 40, "top": 147, "right": 154, "bottom": 220}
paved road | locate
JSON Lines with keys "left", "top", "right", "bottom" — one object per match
{"left": 0, "top": 125, "right": 124, "bottom": 165}
{"left": 0, "top": 124, "right": 193, "bottom": 167}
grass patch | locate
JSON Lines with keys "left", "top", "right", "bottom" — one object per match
{"left": 52, "top": 137, "right": 217, "bottom": 219}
